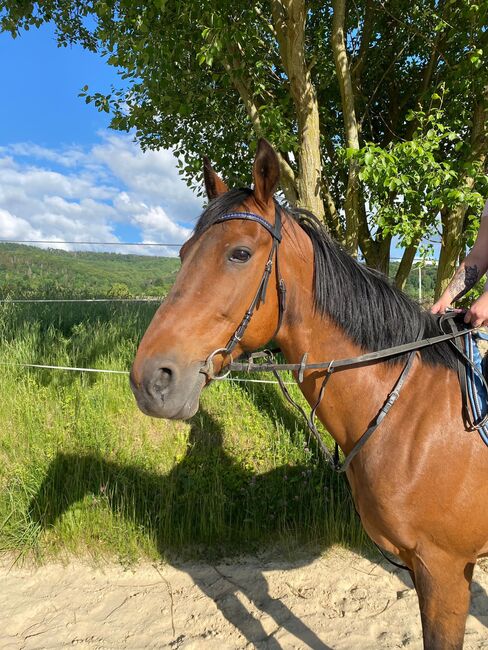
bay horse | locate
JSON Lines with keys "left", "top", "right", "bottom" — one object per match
{"left": 130, "top": 139, "right": 488, "bottom": 649}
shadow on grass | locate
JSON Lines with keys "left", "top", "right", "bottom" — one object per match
{"left": 234, "top": 373, "right": 324, "bottom": 453}
{"left": 28, "top": 408, "right": 359, "bottom": 648}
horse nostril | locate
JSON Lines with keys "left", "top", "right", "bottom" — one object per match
{"left": 153, "top": 367, "right": 173, "bottom": 394}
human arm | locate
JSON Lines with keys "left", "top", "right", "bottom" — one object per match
{"left": 431, "top": 202, "right": 488, "bottom": 324}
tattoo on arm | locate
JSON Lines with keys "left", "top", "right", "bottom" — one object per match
{"left": 447, "top": 264, "right": 480, "bottom": 302}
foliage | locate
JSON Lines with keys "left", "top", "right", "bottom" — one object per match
{"left": 350, "top": 103, "right": 488, "bottom": 249}
{"left": 1, "top": 242, "right": 435, "bottom": 304}
{"left": 107, "top": 282, "right": 131, "bottom": 298}
{"left": 389, "top": 260, "right": 437, "bottom": 303}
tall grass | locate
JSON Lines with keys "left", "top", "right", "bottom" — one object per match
{"left": 0, "top": 300, "right": 369, "bottom": 563}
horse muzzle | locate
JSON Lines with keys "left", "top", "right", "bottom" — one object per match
{"left": 129, "top": 356, "right": 206, "bottom": 420}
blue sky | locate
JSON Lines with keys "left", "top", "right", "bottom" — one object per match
{"left": 0, "top": 24, "right": 114, "bottom": 146}
{"left": 0, "top": 23, "right": 201, "bottom": 255}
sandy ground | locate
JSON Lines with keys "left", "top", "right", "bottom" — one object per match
{"left": 0, "top": 548, "right": 487, "bottom": 649}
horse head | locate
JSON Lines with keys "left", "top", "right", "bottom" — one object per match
{"left": 130, "top": 139, "right": 291, "bottom": 419}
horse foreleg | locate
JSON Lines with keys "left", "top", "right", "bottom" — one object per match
{"left": 411, "top": 551, "right": 474, "bottom": 650}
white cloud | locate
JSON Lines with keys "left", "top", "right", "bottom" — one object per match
{"left": 0, "top": 132, "right": 199, "bottom": 255}
{"left": 0, "top": 142, "right": 86, "bottom": 168}
{"left": 0, "top": 208, "right": 42, "bottom": 240}
{"left": 133, "top": 206, "right": 190, "bottom": 242}
{"left": 91, "top": 133, "right": 202, "bottom": 220}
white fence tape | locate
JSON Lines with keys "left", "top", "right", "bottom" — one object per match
{"left": 0, "top": 361, "right": 294, "bottom": 385}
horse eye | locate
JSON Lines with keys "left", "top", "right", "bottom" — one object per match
{"left": 229, "top": 248, "right": 252, "bottom": 263}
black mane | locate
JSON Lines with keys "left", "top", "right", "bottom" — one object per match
{"left": 194, "top": 191, "right": 457, "bottom": 370}
{"left": 289, "top": 207, "right": 457, "bottom": 370}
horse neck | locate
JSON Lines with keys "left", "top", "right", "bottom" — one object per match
{"left": 274, "top": 220, "right": 410, "bottom": 455}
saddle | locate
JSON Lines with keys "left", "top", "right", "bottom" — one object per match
{"left": 438, "top": 312, "right": 488, "bottom": 446}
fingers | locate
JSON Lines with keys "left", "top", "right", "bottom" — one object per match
{"left": 431, "top": 301, "right": 446, "bottom": 314}
{"left": 464, "top": 309, "right": 488, "bottom": 328}
{"left": 464, "top": 294, "right": 488, "bottom": 328}
{"left": 431, "top": 300, "right": 452, "bottom": 314}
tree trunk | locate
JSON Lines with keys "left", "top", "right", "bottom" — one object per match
{"left": 395, "top": 244, "right": 418, "bottom": 290}
{"left": 357, "top": 202, "right": 391, "bottom": 273}
{"left": 435, "top": 207, "right": 466, "bottom": 299}
{"left": 365, "top": 236, "right": 391, "bottom": 275}
{"left": 271, "top": 0, "right": 325, "bottom": 219}
{"left": 331, "top": 0, "right": 361, "bottom": 255}
{"left": 435, "top": 98, "right": 487, "bottom": 297}
{"left": 222, "top": 56, "right": 299, "bottom": 206}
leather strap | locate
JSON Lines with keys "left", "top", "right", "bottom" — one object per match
{"left": 228, "top": 326, "right": 475, "bottom": 374}
{"left": 337, "top": 346, "right": 417, "bottom": 473}
{"left": 214, "top": 211, "right": 282, "bottom": 241}
{"left": 201, "top": 206, "right": 287, "bottom": 372}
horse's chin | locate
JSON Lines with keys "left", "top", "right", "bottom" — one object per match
{"left": 137, "top": 396, "right": 201, "bottom": 420}
{"left": 132, "top": 367, "right": 206, "bottom": 420}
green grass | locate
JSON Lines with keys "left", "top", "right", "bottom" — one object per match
{"left": 0, "top": 300, "right": 369, "bottom": 563}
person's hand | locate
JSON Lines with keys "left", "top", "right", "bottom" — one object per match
{"left": 431, "top": 296, "right": 452, "bottom": 314}
{"left": 464, "top": 292, "right": 488, "bottom": 327}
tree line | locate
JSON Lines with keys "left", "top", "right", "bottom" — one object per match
{"left": 0, "top": 244, "right": 179, "bottom": 299}
{"left": 0, "top": 243, "right": 444, "bottom": 303}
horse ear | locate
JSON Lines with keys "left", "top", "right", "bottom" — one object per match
{"left": 252, "top": 139, "right": 280, "bottom": 206}
{"left": 203, "top": 156, "right": 229, "bottom": 200}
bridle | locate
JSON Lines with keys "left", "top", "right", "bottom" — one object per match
{"left": 200, "top": 204, "right": 286, "bottom": 380}
{"left": 197, "top": 204, "right": 419, "bottom": 474}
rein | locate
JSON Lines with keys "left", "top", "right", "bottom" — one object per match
{"left": 225, "top": 328, "right": 474, "bottom": 376}
{"left": 199, "top": 208, "right": 480, "bottom": 474}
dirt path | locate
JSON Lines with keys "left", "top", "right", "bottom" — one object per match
{"left": 1, "top": 548, "right": 487, "bottom": 649}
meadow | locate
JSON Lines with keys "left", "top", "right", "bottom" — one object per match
{"left": 0, "top": 299, "right": 368, "bottom": 563}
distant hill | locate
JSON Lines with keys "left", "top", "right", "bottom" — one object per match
{"left": 0, "top": 243, "right": 180, "bottom": 299}
{"left": 0, "top": 243, "right": 437, "bottom": 303}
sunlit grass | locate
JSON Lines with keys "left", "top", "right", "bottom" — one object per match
{"left": 0, "top": 301, "right": 369, "bottom": 563}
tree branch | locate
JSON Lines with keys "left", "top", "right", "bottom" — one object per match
{"left": 351, "top": 0, "right": 374, "bottom": 85}
{"left": 222, "top": 56, "right": 299, "bottom": 204}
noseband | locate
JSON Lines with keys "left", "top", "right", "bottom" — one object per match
{"left": 201, "top": 205, "right": 286, "bottom": 380}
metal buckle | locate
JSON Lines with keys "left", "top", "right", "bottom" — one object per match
{"left": 200, "top": 347, "right": 233, "bottom": 380}
{"left": 298, "top": 352, "right": 308, "bottom": 383}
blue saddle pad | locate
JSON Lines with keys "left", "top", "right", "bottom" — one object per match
{"left": 465, "top": 330, "right": 488, "bottom": 446}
